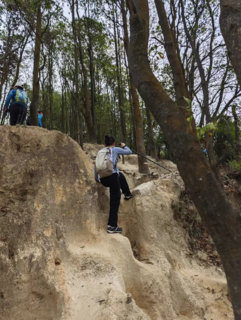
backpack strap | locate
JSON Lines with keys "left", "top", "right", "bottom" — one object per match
{"left": 107, "top": 147, "right": 113, "bottom": 162}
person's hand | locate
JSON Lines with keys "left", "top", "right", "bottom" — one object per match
{"left": 4, "top": 108, "right": 8, "bottom": 113}
{"left": 120, "top": 143, "right": 125, "bottom": 148}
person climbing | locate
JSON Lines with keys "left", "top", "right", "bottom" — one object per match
{"left": 95, "top": 135, "right": 134, "bottom": 234}
{"left": 26, "top": 110, "right": 43, "bottom": 127}
{"left": 4, "top": 82, "right": 28, "bottom": 126}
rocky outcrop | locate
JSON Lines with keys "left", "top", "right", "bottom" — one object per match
{"left": 0, "top": 127, "right": 233, "bottom": 320}
{"left": 0, "top": 126, "right": 98, "bottom": 320}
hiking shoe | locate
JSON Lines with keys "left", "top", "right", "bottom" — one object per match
{"left": 124, "top": 194, "right": 134, "bottom": 200}
{"left": 107, "top": 226, "right": 123, "bottom": 234}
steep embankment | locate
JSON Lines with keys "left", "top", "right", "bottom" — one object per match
{"left": 0, "top": 127, "right": 233, "bottom": 320}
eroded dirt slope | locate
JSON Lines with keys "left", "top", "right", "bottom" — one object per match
{"left": 0, "top": 127, "right": 233, "bottom": 320}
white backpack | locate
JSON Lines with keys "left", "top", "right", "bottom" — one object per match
{"left": 95, "top": 147, "right": 113, "bottom": 178}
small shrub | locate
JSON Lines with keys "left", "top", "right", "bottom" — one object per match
{"left": 228, "top": 157, "right": 241, "bottom": 171}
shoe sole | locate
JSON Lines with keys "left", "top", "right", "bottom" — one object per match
{"left": 107, "top": 230, "right": 122, "bottom": 234}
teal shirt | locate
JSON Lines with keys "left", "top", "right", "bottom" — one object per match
{"left": 38, "top": 114, "right": 43, "bottom": 127}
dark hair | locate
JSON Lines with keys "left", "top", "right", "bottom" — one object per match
{"left": 105, "top": 135, "right": 115, "bottom": 146}
{"left": 38, "top": 110, "right": 43, "bottom": 114}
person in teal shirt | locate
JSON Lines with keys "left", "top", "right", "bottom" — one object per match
{"left": 26, "top": 111, "right": 43, "bottom": 127}
{"left": 38, "top": 111, "right": 43, "bottom": 127}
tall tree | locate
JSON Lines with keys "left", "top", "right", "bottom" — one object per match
{"left": 75, "top": 2, "right": 96, "bottom": 142}
{"left": 85, "top": 9, "right": 96, "bottom": 136}
{"left": 232, "top": 105, "right": 241, "bottom": 156}
{"left": 220, "top": 0, "right": 241, "bottom": 88}
{"left": 145, "top": 106, "right": 157, "bottom": 158}
{"left": 113, "top": 5, "right": 127, "bottom": 142}
{"left": 120, "top": 0, "right": 149, "bottom": 173}
{"left": 127, "top": 1, "right": 241, "bottom": 319}
{"left": 71, "top": 0, "right": 83, "bottom": 148}
{"left": 30, "top": 2, "right": 42, "bottom": 126}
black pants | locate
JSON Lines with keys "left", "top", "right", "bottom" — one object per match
{"left": 100, "top": 172, "right": 131, "bottom": 227}
{"left": 9, "top": 104, "right": 27, "bottom": 126}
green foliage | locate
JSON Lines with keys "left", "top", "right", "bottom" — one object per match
{"left": 228, "top": 158, "right": 241, "bottom": 171}
{"left": 213, "top": 118, "right": 238, "bottom": 162}
{"left": 184, "top": 96, "right": 191, "bottom": 107}
{"left": 196, "top": 122, "right": 217, "bottom": 140}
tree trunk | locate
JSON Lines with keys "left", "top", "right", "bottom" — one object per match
{"left": 128, "top": 1, "right": 241, "bottom": 319}
{"left": 30, "top": 4, "right": 42, "bottom": 126}
{"left": 113, "top": 8, "right": 126, "bottom": 142}
{"left": 89, "top": 38, "right": 96, "bottom": 129}
{"left": 40, "top": 72, "right": 48, "bottom": 128}
{"left": 87, "top": 17, "right": 96, "bottom": 138}
{"left": 0, "top": 21, "right": 12, "bottom": 103}
{"left": 48, "top": 50, "right": 53, "bottom": 129}
{"left": 78, "top": 111, "right": 84, "bottom": 149}
{"left": 131, "top": 81, "right": 149, "bottom": 173}
{"left": 232, "top": 105, "right": 241, "bottom": 156}
{"left": 117, "top": 22, "right": 127, "bottom": 141}
{"left": 69, "top": 89, "right": 74, "bottom": 139}
{"left": 71, "top": 0, "right": 82, "bottom": 143}
{"left": 145, "top": 106, "right": 157, "bottom": 158}
{"left": 127, "top": 72, "right": 136, "bottom": 150}
{"left": 65, "top": 89, "right": 68, "bottom": 134}
{"left": 0, "top": 79, "right": 9, "bottom": 122}
{"left": 75, "top": 3, "right": 95, "bottom": 142}
{"left": 220, "top": 0, "right": 241, "bottom": 88}
{"left": 0, "top": 63, "right": 9, "bottom": 104}
{"left": 61, "top": 86, "right": 65, "bottom": 133}
{"left": 121, "top": 0, "right": 148, "bottom": 173}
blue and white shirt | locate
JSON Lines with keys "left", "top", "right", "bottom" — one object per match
{"left": 109, "top": 146, "right": 132, "bottom": 174}
{"left": 5, "top": 89, "right": 28, "bottom": 109}
{"left": 95, "top": 146, "right": 132, "bottom": 181}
